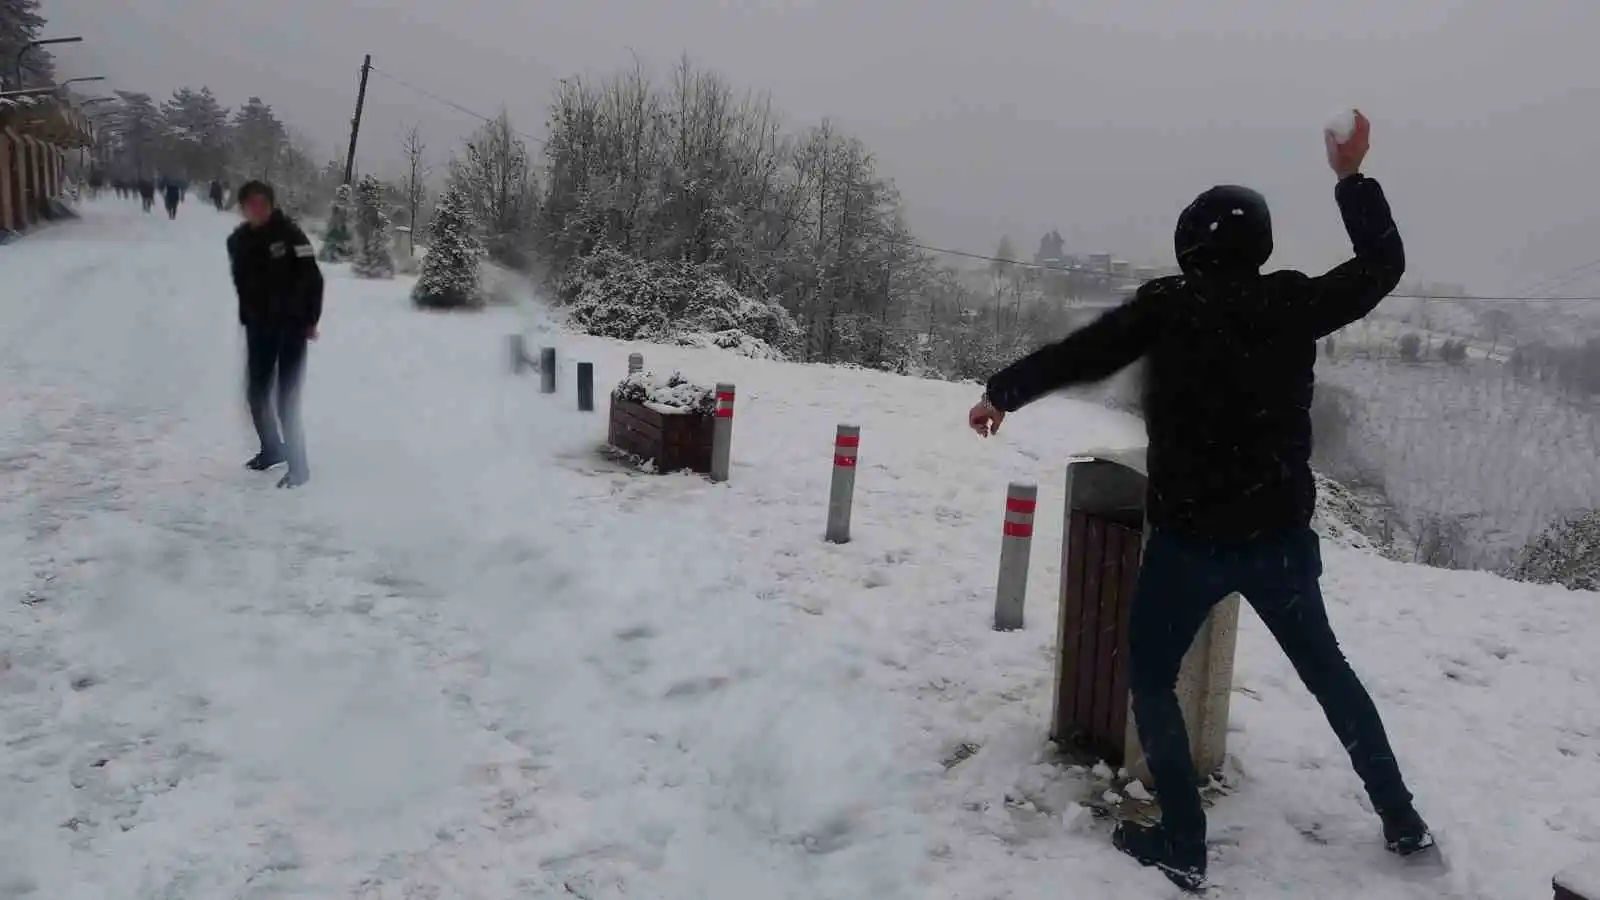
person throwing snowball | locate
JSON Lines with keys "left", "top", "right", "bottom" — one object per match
{"left": 969, "top": 112, "right": 1431, "bottom": 892}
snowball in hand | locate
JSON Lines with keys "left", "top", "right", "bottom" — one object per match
{"left": 1326, "top": 109, "right": 1358, "bottom": 143}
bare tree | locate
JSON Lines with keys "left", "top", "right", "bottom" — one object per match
{"left": 399, "top": 124, "right": 429, "bottom": 257}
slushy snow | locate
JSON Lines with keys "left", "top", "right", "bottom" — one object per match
{"left": 3, "top": 201, "right": 1598, "bottom": 899}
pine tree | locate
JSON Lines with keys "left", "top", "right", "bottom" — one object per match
{"left": 319, "top": 183, "right": 355, "bottom": 263}
{"left": 412, "top": 187, "right": 482, "bottom": 310}
{"left": 351, "top": 175, "right": 395, "bottom": 279}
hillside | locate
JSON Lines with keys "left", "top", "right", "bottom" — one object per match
{"left": 3, "top": 201, "right": 1597, "bottom": 899}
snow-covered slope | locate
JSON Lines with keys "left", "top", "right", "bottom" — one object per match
{"left": 2, "top": 201, "right": 1596, "bottom": 899}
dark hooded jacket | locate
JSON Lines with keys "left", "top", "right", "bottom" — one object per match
{"left": 984, "top": 174, "right": 1404, "bottom": 542}
{"left": 226, "top": 209, "right": 325, "bottom": 331}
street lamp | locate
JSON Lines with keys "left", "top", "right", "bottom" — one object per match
{"left": 14, "top": 36, "right": 83, "bottom": 89}
{"left": 60, "top": 76, "right": 107, "bottom": 90}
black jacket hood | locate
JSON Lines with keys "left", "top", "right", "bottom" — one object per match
{"left": 1174, "top": 185, "right": 1273, "bottom": 277}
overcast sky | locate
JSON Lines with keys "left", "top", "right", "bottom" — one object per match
{"left": 41, "top": 0, "right": 1600, "bottom": 293}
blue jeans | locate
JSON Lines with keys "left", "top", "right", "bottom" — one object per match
{"left": 1129, "top": 527, "right": 1412, "bottom": 845}
{"left": 245, "top": 325, "right": 309, "bottom": 478}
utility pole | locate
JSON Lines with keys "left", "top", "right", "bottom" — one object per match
{"left": 342, "top": 54, "right": 372, "bottom": 186}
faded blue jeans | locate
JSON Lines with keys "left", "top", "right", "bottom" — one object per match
{"left": 245, "top": 325, "right": 309, "bottom": 479}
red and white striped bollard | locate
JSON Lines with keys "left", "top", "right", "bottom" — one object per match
{"left": 994, "top": 481, "right": 1038, "bottom": 631}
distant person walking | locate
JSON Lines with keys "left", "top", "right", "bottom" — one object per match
{"left": 137, "top": 177, "right": 155, "bottom": 213}
{"left": 227, "top": 180, "right": 324, "bottom": 489}
{"left": 968, "top": 111, "right": 1430, "bottom": 893}
{"left": 209, "top": 179, "right": 225, "bottom": 211}
{"left": 163, "top": 179, "right": 183, "bottom": 220}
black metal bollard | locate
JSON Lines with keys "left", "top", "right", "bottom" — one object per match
{"left": 577, "top": 362, "right": 594, "bottom": 412}
{"left": 540, "top": 347, "right": 556, "bottom": 394}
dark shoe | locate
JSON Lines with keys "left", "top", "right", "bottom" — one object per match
{"left": 1113, "top": 820, "right": 1207, "bottom": 893}
{"left": 1380, "top": 806, "right": 1435, "bottom": 857}
{"left": 245, "top": 450, "right": 286, "bottom": 471}
{"left": 277, "top": 470, "right": 309, "bottom": 489}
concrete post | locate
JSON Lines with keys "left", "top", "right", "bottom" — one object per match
{"left": 994, "top": 482, "right": 1037, "bottom": 631}
{"left": 628, "top": 352, "right": 644, "bottom": 376}
{"left": 577, "top": 362, "right": 595, "bottom": 412}
{"left": 540, "top": 347, "right": 557, "bottom": 394}
{"left": 825, "top": 424, "right": 860, "bottom": 544}
{"left": 710, "top": 383, "right": 734, "bottom": 483}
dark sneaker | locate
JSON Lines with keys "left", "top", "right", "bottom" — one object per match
{"left": 1113, "top": 820, "right": 1207, "bottom": 893}
{"left": 277, "top": 470, "right": 309, "bottom": 489}
{"left": 1381, "top": 806, "right": 1435, "bottom": 857}
{"left": 245, "top": 451, "right": 286, "bottom": 471}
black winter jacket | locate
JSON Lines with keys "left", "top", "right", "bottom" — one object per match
{"left": 984, "top": 174, "right": 1404, "bottom": 543}
{"left": 226, "top": 211, "right": 324, "bottom": 330}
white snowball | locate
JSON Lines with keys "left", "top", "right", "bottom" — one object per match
{"left": 1326, "top": 109, "right": 1358, "bottom": 143}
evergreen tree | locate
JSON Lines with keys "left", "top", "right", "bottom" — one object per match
{"left": 0, "top": 0, "right": 54, "bottom": 88}
{"left": 319, "top": 184, "right": 355, "bottom": 263}
{"left": 413, "top": 187, "right": 482, "bottom": 310}
{"left": 231, "top": 97, "right": 286, "bottom": 180}
{"left": 352, "top": 174, "right": 395, "bottom": 279}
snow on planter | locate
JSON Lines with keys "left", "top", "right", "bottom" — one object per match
{"left": 607, "top": 372, "right": 718, "bottom": 474}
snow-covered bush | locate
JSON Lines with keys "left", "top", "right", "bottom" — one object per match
{"left": 612, "top": 371, "right": 716, "bottom": 417}
{"left": 559, "top": 247, "right": 802, "bottom": 360}
{"left": 673, "top": 329, "right": 786, "bottom": 361}
{"left": 318, "top": 184, "right": 355, "bottom": 263}
{"left": 351, "top": 175, "right": 395, "bottom": 279}
{"left": 412, "top": 187, "right": 483, "bottom": 310}
{"left": 1509, "top": 510, "right": 1600, "bottom": 592}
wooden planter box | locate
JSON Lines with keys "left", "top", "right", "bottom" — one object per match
{"left": 607, "top": 397, "right": 714, "bottom": 474}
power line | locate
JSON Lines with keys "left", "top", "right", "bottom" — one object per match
{"left": 367, "top": 65, "right": 546, "bottom": 147}
{"left": 366, "top": 64, "right": 1600, "bottom": 305}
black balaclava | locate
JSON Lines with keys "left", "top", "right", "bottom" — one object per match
{"left": 1174, "top": 185, "right": 1273, "bottom": 277}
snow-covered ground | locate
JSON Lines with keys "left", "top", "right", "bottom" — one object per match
{"left": 3, "top": 200, "right": 1598, "bottom": 899}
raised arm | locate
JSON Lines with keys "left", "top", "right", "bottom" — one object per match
{"left": 1290, "top": 111, "right": 1405, "bottom": 339}
{"left": 1291, "top": 174, "right": 1405, "bottom": 339}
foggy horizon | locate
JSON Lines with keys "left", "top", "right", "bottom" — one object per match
{"left": 41, "top": 0, "right": 1600, "bottom": 294}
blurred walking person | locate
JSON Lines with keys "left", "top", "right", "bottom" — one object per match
{"left": 163, "top": 179, "right": 183, "bottom": 220}
{"left": 226, "top": 181, "right": 323, "bottom": 489}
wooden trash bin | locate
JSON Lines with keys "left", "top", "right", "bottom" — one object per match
{"left": 1049, "top": 447, "right": 1240, "bottom": 786}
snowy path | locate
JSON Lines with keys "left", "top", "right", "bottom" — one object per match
{"left": 2, "top": 201, "right": 1597, "bottom": 899}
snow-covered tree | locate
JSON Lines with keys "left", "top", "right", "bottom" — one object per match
{"left": 0, "top": 0, "right": 54, "bottom": 89}
{"left": 319, "top": 184, "right": 355, "bottom": 263}
{"left": 231, "top": 97, "right": 287, "bottom": 180}
{"left": 352, "top": 175, "right": 394, "bottom": 279}
{"left": 449, "top": 111, "right": 536, "bottom": 269}
{"left": 413, "top": 187, "right": 482, "bottom": 310}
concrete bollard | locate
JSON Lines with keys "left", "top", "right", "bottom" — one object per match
{"left": 509, "top": 334, "right": 527, "bottom": 375}
{"left": 825, "top": 424, "right": 860, "bottom": 544}
{"left": 628, "top": 352, "right": 644, "bottom": 376}
{"left": 710, "top": 383, "right": 735, "bottom": 483}
{"left": 577, "top": 362, "right": 595, "bottom": 412}
{"left": 540, "top": 347, "right": 557, "bottom": 394}
{"left": 993, "top": 481, "right": 1038, "bottom": 631}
